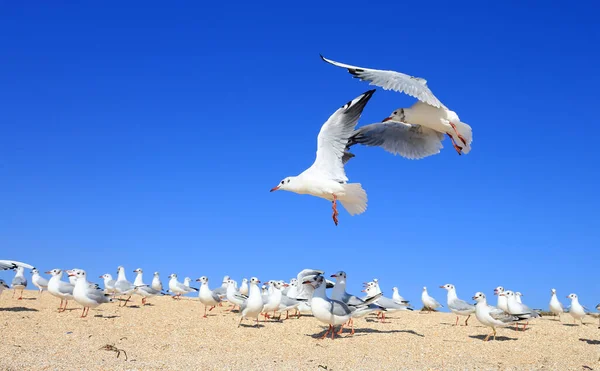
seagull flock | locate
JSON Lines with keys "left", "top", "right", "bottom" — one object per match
{"left": 270, "top": 55, "right": 473, "bottom": 225}
{"left": 1, "top": 260, "right": 598, "bottom": 341}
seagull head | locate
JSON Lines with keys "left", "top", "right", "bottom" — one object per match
{"left": 154, "top": 272, "right": 160, "bottom": 277}
{"left": 551, "top": 288, "right": 556, "bottom": 294}
{"left": 422, "top": 286, "right": 427, "bottom": 292}
{"left": 440, "top": 284, "right": 454, "bottom": 291}
{"left": 168, "top": 273, "right": 177, "bottom": 279}
{"left": 382, "top": 108, "right": 406, "bottom": 123}
{"left": 472, "top": 292, "right": 485, "bottom": 302}
{"left": 117, "top": 266, "right": 125, "bottom": 275}
{"left": 302, "top": 274, "right": 324, "bottom": 288}
{"left": 567, "top": 293, "right": 577, "bottom": 300}
{"left": 516, "top": 292, "right": 523, "bottom": 297}
{"left": 494, "top": 286, "right": 504, "bottom": 295}
{"left": 270, "top": 176, "right": 298, "bottom": 192}
{"left": 31, "top": 268, "right": 39, "bottom": 275}
{"left": 46, "top": 269, "right": 61, "bottom": 276}
{"left": 100, "top": 273, "right": 112, "bottom": 280}
{"left": 0, "top": 280, "right": 9, "bottom": 289}
{"left": 134, "top": 268, "right": 143, "bottom": 274}
{"left": 196, "top": 276, "right": 208, "bottom": 284}
{"left": 330, "top": 271, "right": 346, "bottom": 280}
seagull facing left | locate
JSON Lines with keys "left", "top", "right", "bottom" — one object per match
{"left": 270, "top": 90, "right": 375, "bottom": 226}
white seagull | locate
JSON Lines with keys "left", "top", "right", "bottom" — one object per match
{"left": 566, "top": 293, "right": 588, "bottom": 325}
{"left": 549, "top": 288, "right": 565, "bottom": 321}
{"left": 494, "top": 286, "right": 509, "bottom": 312}
{"left": 472, "top": 292, "right": 524, "bottom": 342}
{"left": 262, "top": 281, "right": 285, "bottom": 320}
{"left": 11, "top": 266, "right": 27, "bottom": 300}
{"left": 168, "top": 274, "right": 197, "bottom": 299}
{"left": 46, "top": 269, "right": 74, "bottom": 312}
{"left": 0, "top": 260, "right": 34, "bottom": 270}
{"left": 321, "top": 55, "right": 472, "bottom": 156}
{"left": 69, "top": 269, "right": 113, "bottom": 318}
{"left": 31, "top": 268, "right": 49, "bottom": 295}
{"left": 392, "top": 287, "right": 410, "bottom": 306}
{"left": 270, "top": 90, "right": 375, "bottom": 226}
{"left": 238, "top": 277, "right": 265, "bottom": 328}
{"left": 197, "top": 276, "right": 222, "bottom": 318}
{"left": 226, "top": 279, "right": 245, "bottom": 312}
{"left": 100, "top": 274, "right": 117, "bottom": 296}
{"left": 132, "top": 268, "right": 163, "bottom": 305}
{"left": 421, "top": 286, "right": 443, "bottom": 313}
{"left": 504, "top": 290, "right": 540, "bottom": 330}
{"left": 151, "top": 272, "right": 163, "bottom": 292}
{"left": 440, "top": 284, "right": 475, "bottom": 326}
{"left": 114, "top": 266, "right": 135, "bottom": 307}
{"left": 239, "top": 278, "right": 249, "bottom": 296}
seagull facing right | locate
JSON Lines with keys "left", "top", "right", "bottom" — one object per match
{"left": 114, "top": 266, "right": 135, "bottom": 307}
{"left": 440, "top": 284, "right": 475, "bottom": 326}
{"left": 270, "top": 90, "right": 375, "bottom": 226}
{"left": 549, "top": 288, "right": 565, "bottom": 321}
{"left": 151, "top": 272, "right": 163, "bottom": 292}
{"left": 421, "top": 286, "right": 443, "bottom": 313}
{"left": 320, "top": 55, "right": 472, "bottom": 156}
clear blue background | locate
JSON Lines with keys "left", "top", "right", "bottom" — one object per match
{"left": 1, "top": 2, "right": 598, "bottom": 310}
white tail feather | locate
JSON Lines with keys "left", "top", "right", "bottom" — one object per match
{"left": 453, "top": 121, "right": 472, "bottom": 154}
{"left": 339, "top": 183, "right": 368, "bottom": 216}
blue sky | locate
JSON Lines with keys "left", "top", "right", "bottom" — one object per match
{"left": 1, "top": 2, "right": 598, "bottom": 309}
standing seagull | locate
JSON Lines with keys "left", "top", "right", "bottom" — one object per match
{"left": 151, "top": 272, "right": 163, "bottom": 292}
{"left": 494, "top": 286, "right": 509, "bottom": 313}
{"left": 472, "top": 292, "right": 524, "bottom": 341}
{"left": 11, "top": 266, "right": 27, "bottom": 300}
{"left": 132, "top": 268, "right": 162, "bottom": 305}
{"left": 239, "top": 278, "right": 249, "bottom": 296}
{"left": 69, "top": 269, "right": 113, "bottom": 318}
{"left": 392, "top": 287, "right": 411, "bottom": 306}
{"left": 421, "top": 287, "right": 443, "bottom": 313}
{"left": 504, "top": 291, "right": 540, "bottom": 330}
{"left": 100, "top": 274, "right": 117, "bottom": 296}
{"left": 197, "top": 276, "right": 222, "bottom": 318}
{"left": 549, "top": 289, "right": 565, "bottom": 321}
{"left": 321, "top": 55, "right": 472, "bottom": 156}
{"left": 168, "top": 274, "right": 197, "bottom": 299}
{"left": 114, "top": 266, "right": 135, "bottom": 307}
{"left": 566, "top": 293, "right": 588, "bottom": 325}
{"left": 31, "top": 268, "right": 49, "bottom": 295}
{"left": 46, "top": 269, "right": 74, "bottom": 312}
{"left": 440, "top": 284, "right": 475, "bottom": 326}
{"left": 270, "top": 90, "right": 375, "bottom": 226}
{"left": 238, "top": 277, "right": 265, "bottom": 328}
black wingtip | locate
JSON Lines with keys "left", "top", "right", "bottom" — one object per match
{"left": 319, "top": 53, "right": 327, "bottom": 62}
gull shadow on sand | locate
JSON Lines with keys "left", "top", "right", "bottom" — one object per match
{"left": 579, "top": 338, "right": 600, "bottom": 345}
{"left": 469, "top": 334, "right": 517, "bottom": 342}
{"left": 94, "top": 315, "right": 120, "bottom": 319}
{"left": 238, "top": 323, "right": 265, "bottom": 328}
{"left": 562, "top": 323, "right": 580, "bottom": 327}
{"left": 0, "top": 307, "right": 38, "bottom": 312}
{"left": 306, "top": 327, "right": 424, "bottom": 340}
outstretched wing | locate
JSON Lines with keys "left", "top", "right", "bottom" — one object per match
{"left": 345, "top": 121, "right": 444, "bottom": 162}
{"left": 303, "top": 90, "right": 375, "bottom": 182}
{"left": 321, "top": 55, "right": 443, "bottom": 108}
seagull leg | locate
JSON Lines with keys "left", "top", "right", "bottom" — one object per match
{"left": 455, "top": 316, "right": 459, "bottom": 326}
{"left": 58, "top": 299, "right": 64, "bottom": 311}
{"left": 320, "top": 325, "right": 331, "bottom": 340}
{"left": 123, "top": 295, "right": 131, "bottom": 307}
{"left": 203, "top": 305, "right": 208, "bottom": 318}
{"left": 209, "top": 305, "right": 215, "bottom": 312}
{"left": 446, "top": 133, "right": 463, "bottom": 155}
{"left": 285, "top": 311, "right": 289, "bottom": 320}
{"left": 523, "top": 321, "right": 529, "bottom": 331}
{"left": 465, "top": 315, "right": 470, "bottom": 326}
{"left": 331, "top": 326, "right": 336, "bottom": 340}
{"left": 18, "top": 289, "right": 23, "bottom": 300}
{"left": 484, "top": 332, "right": 491, "bottom": 342}
{"left": 493, "top": 328, "right": 497, "bottom": 340}
{"left": 255, "top": 317, "right": 259, "bottom": 327}
{"left": 449, "top": 122, "right": 468, "bottom": 146}
{"left": 332, "top": 195, "right": 339, "bottom": 226}
{"left": 238, "top": 317, "right": 243, "bottom": 328}
{"left": 336, "top": 323, "right": 345, "bottom": 336}
{"left": 81, "top": 308, "right": 86, "bottom": 318}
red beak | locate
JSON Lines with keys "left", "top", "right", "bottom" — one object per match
{"left": 270, "top": 186, "right": 280, "bottom": 192}
{"left": 283, "top": 283, "right": 289, "bottom": 287}
{"left": 382, "top": 117, "right": 392, "bottom": 122}
{"left": 45, "top": 271, "right": 52, "bottom": 274}
{"left": 99, "top": 276, "right": 104, "bottom": 279}
{"left": 330, "top": 274, "right": 337, "bottom": 278}
{"left": 439, "top": 286, "right": 445, "bottom": 289}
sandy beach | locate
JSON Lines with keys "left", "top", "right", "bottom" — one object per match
{"left": 0, "top": 290, "right": 598, "bottom": 370}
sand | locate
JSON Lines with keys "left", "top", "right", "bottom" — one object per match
{"left": 0, "top": 290, "right": 598, "bottom": 370}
